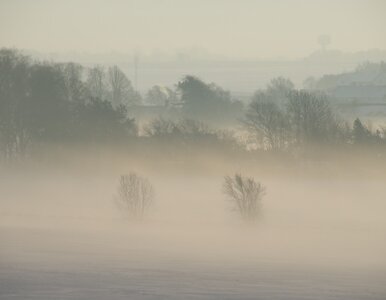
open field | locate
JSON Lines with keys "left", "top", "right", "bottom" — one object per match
{"left": 1, "top": 171, "right": 386, "bottom": 299}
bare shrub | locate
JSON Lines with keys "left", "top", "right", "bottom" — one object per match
{"left": 223, "top": 174, "right": 266, "bottom": 222}
{"left": 115, "top": 173, "right": 154, "bottom": 219}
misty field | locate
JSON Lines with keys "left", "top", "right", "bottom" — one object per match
{"left": 1, "top": 169, "right": 386, "bottom": 300}
{"left": 1, "top": 1, "right": 386, "bottom": 298}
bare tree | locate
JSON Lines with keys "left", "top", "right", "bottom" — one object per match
{"left": 287, "top": 90, "right": 339, "bottom": 146}
{"left": 223, "top": 174, "right": 266, "bottom": 222}
{"left": 266, "top": 77, "right": 294, "bottom": 105}
{"left": 115, "top": 173, "right": 154, "bottom": 219}
{"left": 86, "top": 65, "right": 108, "bottom": 101}
{"left": 60, "top": 62, "right": 85, "bottom": 103}
{"left": 108, "top": 65, "right": 140, "bottom": 107}
{"left": 244, "top": 92, "right": 289, "bottom": 151}
{"left": 0, "top": 49, "right": 32, "bottom": 160}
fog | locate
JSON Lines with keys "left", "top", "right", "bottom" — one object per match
{"left": 1, "top": 1, "right": 386, "bottom": 299}
{"left": 1, "top": 150, "right": 386, "bottom": 298}
{"left": 1, "top": 0, "right": 386, "bottom": 59}
{"left": 2, "top": 163, "right": 386, "bottom": 268}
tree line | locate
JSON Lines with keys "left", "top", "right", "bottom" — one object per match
{"left": 1, "top": 48, "right": 385, "bottom": 162}
{"left": 245, "top": 77, "right": 386, "bottom": 153}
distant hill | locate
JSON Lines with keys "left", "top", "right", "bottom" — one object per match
{"left": 304, "top": 49, "right": 386, "bottom": 64}
{"left": 305, "top": 61, "right": 386, "bottom": 103}
{"left": 305, "top": 62, "right": 386, "bottom": 90}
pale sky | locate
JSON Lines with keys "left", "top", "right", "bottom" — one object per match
{"left": 1, "top": 0, "right": 385, "bottom": 59}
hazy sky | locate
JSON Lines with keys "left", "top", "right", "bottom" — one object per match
{"left": 1, "top": 0, "right": 385, "bottom": 59}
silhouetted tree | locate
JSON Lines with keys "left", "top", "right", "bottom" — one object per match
{"left": 86, "top": 65, "right": 108, "bottom": 101}
{"left": 245, "top": 92, "right": 289, "bottom": 150}
{"left": 177, "top": 75, "right": 242, "bottom": 123}
{"left": 28, "top": 63, "right": 71, "bottom": 141}
{"left": 287, "top": 90, "right": 340, "bottom": 146}
{"left": 107, "top": 65, "right": 141, "bottom": 107}
{"left": 0, "top": 48, "right": 31, "bottom": 159}
{"left": 77, "top": 98, "right": 137, "bottom": 141}
{"left": 266, "top": 77, "right": 294, "bottom": 105}
{"left": 115, "top": 173, "right": 154, "bottom": 219}
{"left": 223, "top": 174, "right": 266, "bottom": 222}
{"left": 60, "top": 62, "right": 86, "bottom": 104}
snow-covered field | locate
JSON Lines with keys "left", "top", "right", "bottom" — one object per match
{"left": 1, "top": 172, "right": 386, "bottom": 299}
{"left": 1, "top": 224, "right": 386, "bottom": 300}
